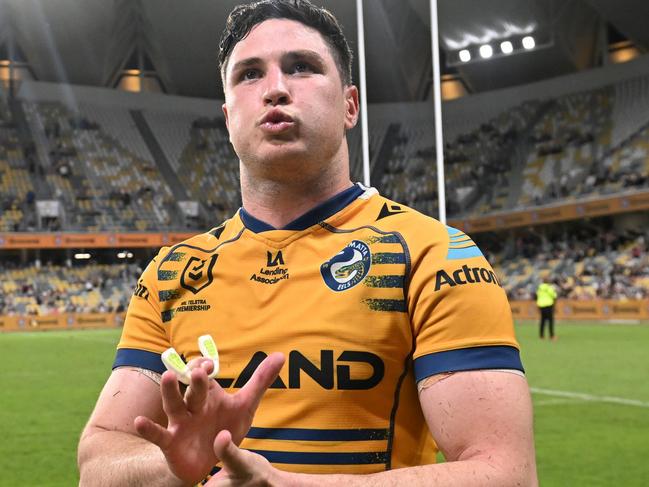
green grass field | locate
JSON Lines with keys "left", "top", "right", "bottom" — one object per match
{"left": 1, "top": 321, "right": 648, "bottom": 486}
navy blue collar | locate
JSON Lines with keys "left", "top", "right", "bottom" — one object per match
{"left": 240, "top": 184, "right": 363, "bottom": 233}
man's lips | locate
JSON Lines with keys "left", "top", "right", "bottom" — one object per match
{"left": 258, "top": 110, "right": 295, "bottom": 134}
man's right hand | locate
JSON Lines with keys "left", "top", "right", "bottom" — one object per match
{"left": 134, "top": 352, "right": 285, "bottom": 486}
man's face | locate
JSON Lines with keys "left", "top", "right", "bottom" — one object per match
{"left": 222, "top": 18, "right": 358, "bottom": 177}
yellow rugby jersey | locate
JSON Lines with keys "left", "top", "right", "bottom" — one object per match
{"left": 115, "top": 183, "right": 522, "bottom": 477}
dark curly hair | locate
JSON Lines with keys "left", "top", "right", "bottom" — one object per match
{"left": 218, "top": 0, "right": 353, "bottom": 86}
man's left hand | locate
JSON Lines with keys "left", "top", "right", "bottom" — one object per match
{"left": 205, "top": 430, "right": 283, "bottom": 486}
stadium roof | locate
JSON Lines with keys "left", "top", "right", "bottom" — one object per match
{"left": 0, "top": 0, "right": 647, "bottom": 102}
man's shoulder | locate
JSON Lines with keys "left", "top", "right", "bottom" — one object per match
{"left": 158, "top": 218, "right": 240, "bottom": 258}
{"left": 349, "top": 191, "right": 490, "bottom": 266}
{"left": 360, "top": 192, "right": 450, "bottom": 241}
{"left": 144, "top": 218, "right": 242, "bottom": 276}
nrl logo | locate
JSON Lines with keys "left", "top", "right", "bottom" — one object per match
{"left": 180, "top": 254, "right": 219, "bottom": 294}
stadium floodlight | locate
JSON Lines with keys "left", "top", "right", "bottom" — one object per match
{"left": 117, "top": 252, "right": 127, "bottom": 259}
{"left": 74, "top": 253, "right": 91, "bottom": 260}
{"left": 126, "top": 252, "right": 133, "bottom": 259}
{"left": 522, "top": 36, "right": 536, "bottom": 49}
{"left": 459, "top": 49, "right": 471, "bottom": 62}
{"left": 479, "top": 44, "right": 493, "bottom": 59}
{"left": 500, "top": 41, "right": 514, "bottom": 54}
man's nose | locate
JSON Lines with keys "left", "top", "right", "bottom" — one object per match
{"left": 263, "top": 68, "right": 291, "bottom": 106}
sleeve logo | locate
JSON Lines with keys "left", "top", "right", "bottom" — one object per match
{"left": 133, "top": 280, "right": 150, "bottom": 300}
{"left": 180, "top": 254, "right": 219, "bottom": 294}
{"left": 320, "top": 240, "right": 372, "bottom": 292}
{"left": 446, "top": 226, "right": 483, "bottom": 260}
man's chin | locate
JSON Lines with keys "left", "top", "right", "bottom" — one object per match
{"left": 245, "top": 148, "right": 315, "bottom": 181}
{"left": 256, "top": 144, "right": 308, "bottom": 164}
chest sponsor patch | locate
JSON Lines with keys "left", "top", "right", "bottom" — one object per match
{"left": 320, "top": 240, "right": 372, "bottom": 292}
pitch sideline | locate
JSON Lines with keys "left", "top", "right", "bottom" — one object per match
{"left": 531, "top": 387, "right": 649, "bottom": 408}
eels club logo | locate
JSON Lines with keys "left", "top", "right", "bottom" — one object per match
{"left": 320, "top": 240, "right": 372, "bottom": 292}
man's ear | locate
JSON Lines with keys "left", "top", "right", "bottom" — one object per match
{"left": 222, "top": 102, "right": 232, "bottom": 143}
{"left": 344, "top": 85, "right": 360, "bottom": 130}
{"left": 222, "top": 103, "right": 230, "bottom": 131}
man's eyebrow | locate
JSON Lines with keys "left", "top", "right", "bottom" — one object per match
{"left": 283, "top": 50, "right": 326, "bottom": 65}
{"left": 230, "top": 57, "right": 263, "bottom": 75}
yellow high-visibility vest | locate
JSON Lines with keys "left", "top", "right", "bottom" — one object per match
{"left": 536, "top": 283, "right": 557, "bottom": 307}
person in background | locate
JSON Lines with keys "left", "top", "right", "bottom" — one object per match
{"left": 536, "top": 278, "right": 558, "bottom": 340}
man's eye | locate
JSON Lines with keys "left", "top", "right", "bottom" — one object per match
{"left": 291, "top": 62, "right": 313, "bottom": 74}
{"left": 241, "top": 69, "right": 260, "bottom": 81}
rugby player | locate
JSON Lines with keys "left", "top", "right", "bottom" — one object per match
{"left": 78, "top": 1, "right": 537, "bottom": 485}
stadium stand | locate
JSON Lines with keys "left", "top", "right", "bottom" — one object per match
{"left": 0, "top": 98, "right": 37, "bottom": 231}
{"left": 3, "top": 55, "right": 649, "bottom": 322}
{"left": 5, "top": 64, "right": 649, "bottom": 233}
{"left": 377, "top": 100, "right": 542, "bottom": 217}
{"left": 581, "top": 122, "right": 649, "bottom": 195}
{"left": 3, "top": 218, "right": 647, "bottom": 318}
{"left": 370, "top": 75, "right": 649, "bottom": 217}
{"left": 611, "top": 74, "right": 649, "bottom": 148}
{"left": 486, "top": 223, "right": 649, "bottom": 302}
{"left": 22, "top": 100, "right": 177, "bottom": 231}
{"left": 517, "top": 88, "right": 613, "bottom": 207}
{"left": 0, "top": 260, "right": 140, "bottom": 315}
{"left": 147, "top": 113, "right": 241, "bottom": 224}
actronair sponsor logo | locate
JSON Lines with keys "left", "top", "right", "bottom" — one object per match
{"left": 434, "top": 264, "right": 501, "bottom": 291}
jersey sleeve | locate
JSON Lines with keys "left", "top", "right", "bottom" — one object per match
{"left": 112, "top": 247, "right": 171, "bottom": 374}
{"left": 407, "top": 224, "right": 523, "bottom": 383}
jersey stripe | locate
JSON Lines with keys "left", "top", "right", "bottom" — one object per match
{"left": 166, "top": 252, "right": 186, "bottom": 262}
{"left": 248, "top": 449, "right": 388, "bottom": 465}
{"left": 447, "top": 246, "right": 484, "bottom": 259}
{"left": 247, "top": 427, "right": 388, "bottom": 441}
{"left": 378, "top": 235, "right": 401, "bottom": 244}
{"left": 113, "top": 348, "right": 165, "bottom": 374}
{"left": 446, "top": 225, "right": 483, "bottom": 260}
{"left": 158, "top": 289, "right": 181, "bottom": 302}
{"left": 449, "top": 236, "right": 473, "bottom": 244}
{"left": 161, "top": 309, "right": 176, "bottom": 322}
{"left": 413, "top": 345, "right": 524, "bottom": 382}
{"left": 372, "top": 253, "right": 405, "bottom": 264}
{"left": 364, "top": 275, "right": 404, "bottom": 288}
{"left": 449, "top": 241, "right": 477, "bottom": 249}
{"left": 362, "top": 299, "right": 406, "bottom": 312}
{"left": 158, "top": 270, "right": 178, "bottom": 281}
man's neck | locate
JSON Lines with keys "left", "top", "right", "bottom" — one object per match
{"left": 240, "top": 168, "right": 353, "bottom": 229}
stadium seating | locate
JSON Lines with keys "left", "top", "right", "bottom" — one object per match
{"left": 3, "top": 76, "right": 649, "bottom": 316}
{"left": 611, "top": 75, "right": 649, "bottom": 148}
{"left": 0, "top": 262, "right": 140, "bottom": 315}
{"left": 2, "top": 222, "right": 646, "bottom": 317}
{"left": 0, "top": 99, "right": 37, "bottom": 231}
{"left": 580, "top": 123, "right": 649, "bottom": 195}
{"left": 22, "top": 101, "right": 175, "bottom": 231}
{"left": 489, "top": 225, "right": 649, "bottom": 301}
{"left": 517, "top": 88, "right": 613, "bottom": 206}
{"left": 377, "top": 100, "right": 541, "bottom": 217}
{"left": 143, "top": 112, "right": 243, "bottom": 224}
{"left": 2, "top": 71, "right": 647, "bottom": 233}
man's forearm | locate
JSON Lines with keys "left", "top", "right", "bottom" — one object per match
{"left": 278, "top": 458, "right": 536, "bottom": 487}
{"left": 78, "top": 430, "right": 185, "bottom": 487}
